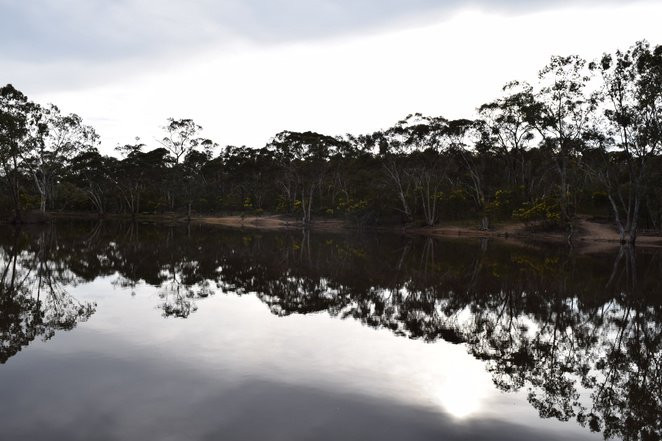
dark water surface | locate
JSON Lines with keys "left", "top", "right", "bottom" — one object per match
{"left": 0, "top": 222, "right": 660, "bottom": 441}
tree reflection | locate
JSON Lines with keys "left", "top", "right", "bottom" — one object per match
{"left": 0, "top": 227, "right": 95, "bottom": 363}
{"left": 0, "top": 222, "right": 659, "bottom": 439}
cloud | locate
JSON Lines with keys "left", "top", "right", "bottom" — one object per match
{"left": 1, "top": 0, "right": 659, "bottom": 154}
{"left": 29, "top": 1, "right": 662, "bottom": 154}
{"left": 0, "top": 0, "right": 635, "bottom": 63}
{"left": 1, "top": 0, "right": 641, "bottom": 94}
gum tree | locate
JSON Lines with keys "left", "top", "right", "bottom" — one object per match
{"left": 589, "top": 41, "right": 662, "bottom": 244}
{"left": 529, "top": 55, "right": 596, "bottom": 240}
{"left": 0, "top": 84, "right": 42, "bottom": 221}
{"left": 25, "top": 104, "right": 98, "bottom": 213}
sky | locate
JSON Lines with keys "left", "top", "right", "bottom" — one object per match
{"left": 2, "top": 0, "right": 662, "bottom": 154}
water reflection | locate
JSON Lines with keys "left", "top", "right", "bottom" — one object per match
{"left": 0, "top": 222, "right": 660, "bottom": 440}
{"left": 0, "top": 228, "right": 95, "bottom": 364}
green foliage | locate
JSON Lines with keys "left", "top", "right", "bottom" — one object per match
{"left": 513, "top": 196, "right": 562, "bottom": 226}
{"left": 487, "top": 189, "right": 515, "bottom": 218}
{"left": 275, "top": 196, "right": 289, "bottom": 213}
{"left": 336, "top": 198, "right": 368, "bottom": 214}
{"left": 55, "top": 181, "right": 89, "bottom": 210}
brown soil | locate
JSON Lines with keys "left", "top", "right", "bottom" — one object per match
{"left": 49, "top": 212, "right": 662, "bottom": 248}
{"left": 410, "top": 217, "right": 662, "bottom": 250}
{"left": 193, "top": 215, "right": 349, "bottom": 231}
{"left": 194, "top": 215, "right": 294, "bottom": 229}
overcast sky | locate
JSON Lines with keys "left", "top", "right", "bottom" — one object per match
{"left": 2, "top": 0, "right": 662, "bottom": 153}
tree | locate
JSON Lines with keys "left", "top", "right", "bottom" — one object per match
{"left": 112, "top": 144, "right": 170, "bottom": 218}
{"left": 181, "top": 149, "right": 211, "bottom": 220}
{"left": 378, "top": 114, "right": 451, "bottom": 226}
{"left": 24, "top": 104, "right": 98, "bottom": 213}
{"left": 530, "top": 55, "right": 596, "bottom": 240}
{"left": 68, "top": 149, "right": 112, "bottom": 216}
{"left": 221, "top": 146, "right": 278, "bottom": 214}
{"left": 446, "top": 118, "right": 494, "bottom": 229}
{"left": 588, "top": 41, "right": 662, "bottom": 244}
{"left": 159, "top": 118, "right": 216, "bottom": 214}
{"left": 269, "top": 131, "right": 349, "bottom": 225}
{"left": 159, "top": 118, "right": 213, "bottom": 165}
{"left": 477, "top": 81, "right": 537, "bottom": 193}
{"left": 0, "top": 84, "right": 43, "bottom": 221}
{"left": 359, "top": 129, "right": 415, "bottom": 223}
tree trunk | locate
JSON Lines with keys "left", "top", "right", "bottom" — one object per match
{"left": 301, "top": 185, "right": 314, "bottom": 226}
{"left": 629, "top": 194, "right": 641, "bottom": 246}
{"left": 7, "top": 167, "right": 22, "bottom": 223}
{"left": 383, "top": 161, "right": 412, "bottom": 222}
{"left": 39, "top": 192, "right": 47, "bottom": 213}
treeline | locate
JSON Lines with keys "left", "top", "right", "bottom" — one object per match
{"left": 1, "top": 41, "right": 662, "bottom": 243}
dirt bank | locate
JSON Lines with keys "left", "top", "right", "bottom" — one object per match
{"left": 46, "top": 212, "right": 662, "bottom": 248}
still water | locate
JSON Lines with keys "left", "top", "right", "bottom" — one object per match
{"left": 0, "top": 222, "right": 659, "bottom": 441}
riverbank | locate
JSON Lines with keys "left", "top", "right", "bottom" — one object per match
{"left": 33, "top": 212, "right": 662, "bottom": 249}
{"left": 193, "top": 214, "right": 662, "bottom": 249}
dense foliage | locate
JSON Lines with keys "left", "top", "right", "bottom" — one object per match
{"left": 2, "top": 41, "right": 662, "bottom": 243}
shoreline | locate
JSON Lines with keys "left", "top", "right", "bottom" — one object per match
{"left": 37, "top": 212, "right": 662, "bottom": 249}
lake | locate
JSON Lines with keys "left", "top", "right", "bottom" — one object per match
{"left": 0, "top": 222, "right": 659, "bottom": 441}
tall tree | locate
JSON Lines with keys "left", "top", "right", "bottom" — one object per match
{"left": 68, "top": 149, "right": 112, "bottom": 216}
{"left": 269, "top": 131, "right": 349, "bottom": 225}
{"left": 0, "top": 84, "right": 43, "bottom": 221}
{"left": 360, "top": 129, "right": 415, "bottom": 222}
{"left": 378, "top": 114, "right": 450, "bottom": 226}
{"left": 24, "top": 104, "right": 98, "bottom": 213}
{"left": 530, "top": 55, "right": 596, "bottom": 240}
{"left": 112, "top": 145, "right": 170, "bottom": 218}
{"left": 159, "top": 118, "right": 213, "bottom": 165}
{"left": 477, "top": 81, "right": 537, "bottom": 193}
{"left": 588, "top": 41, "right": 662, "bottom": 244}
{"left": 447, "top": 119, "right": 493, "bottom": 229}
{"left": 181, "top": 149, "right": 212, "bottom": 220}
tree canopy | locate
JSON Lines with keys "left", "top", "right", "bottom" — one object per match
{"left": 2, "top": 41, "right": 662, "bottom": 243}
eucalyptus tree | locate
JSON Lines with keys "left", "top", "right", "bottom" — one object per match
{"left": 159, "top": 118, "right": 213, "bottom": 165}
{"left": 0, "top": 84, "right": 43, "bottom": 221}
{"left": 529, "top": 55, "right": 597, "bottom": 238}
{"left": 113, "top": 144, "right": 170, "bottom": 218}
{"left": 477, "top": 81, "right": 537, "bottom": 194}
{"left": 439, "top": 118, "right": 504, "bottom": 230}
{"left": 402, "top": 114, "right": 451, "bottom": 226}
{"left": 68, "top": 149, "right": 113, "bottom": 216}
{"left": 379, "top": 114, "right": 451, "bottom": 226}
{"left": 113, "top": 142, "right": 146, "bottom": 217}
{"left": 588, "top": 41, "right": 662, "bottom": 244}
{"left": 359, "top": 129, "right": 416, "bottom": 222}
{"left": 325, "top": 135, "right": 377, "bottom": 221}
{"left": 181, "top": 149, "right": 211, "bottom": 219}
{"left": 159, "top": 118, "right": 215, "bottom": 212}
{"left": 221, "top": 145, "right": 277, "bottom": 213}
{"left": 24, "top": 104, "right": 98, "bottom": 213}
{"left": 269, "top": 131, "right": 349, "bottom": 225}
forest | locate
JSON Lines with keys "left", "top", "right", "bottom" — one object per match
{"left": 1, "top": 41, "right": 662, "bottom": 244}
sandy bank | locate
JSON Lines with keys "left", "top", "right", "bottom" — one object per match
{"left": 46, "top": 212, "right": 662, "bottom": 249}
